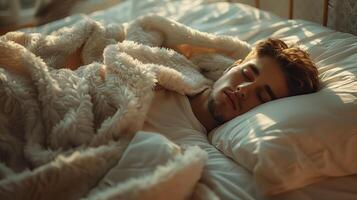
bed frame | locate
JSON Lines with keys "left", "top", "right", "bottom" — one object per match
{"left": 233, "top": 0, "right": 330, "bottom": 26}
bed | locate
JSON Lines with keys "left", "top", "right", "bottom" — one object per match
{"left": 2, "top": 0, "right": 357, "bottom": 199}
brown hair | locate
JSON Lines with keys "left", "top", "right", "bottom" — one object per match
{"left": 245, "top": 38, "right": 319, "bottom": 96}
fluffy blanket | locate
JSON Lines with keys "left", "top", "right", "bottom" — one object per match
{"left": 0, "top": 15, "right": 251, "bottom": 199}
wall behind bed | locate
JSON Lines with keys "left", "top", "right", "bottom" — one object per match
{"left": 229, "top": 0, "right": 324, "bottom": 24}
{"left": 328, "top": 0, "right": 357, "bottom": 35}
{"left": 230, "top": 0, "right": 357, "bottom": 35}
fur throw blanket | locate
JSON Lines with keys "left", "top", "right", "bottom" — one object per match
{"left": 0, "top": 15, "right": 251, "bottom": 199}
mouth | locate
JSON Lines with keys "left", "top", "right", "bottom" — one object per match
{"left": 224, "top": 90, "right": 237, "bottom": 110}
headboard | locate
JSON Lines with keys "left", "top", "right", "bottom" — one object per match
{"left": 229, "top": 0, "right": 357, "bottom": 35}
{"left": 251, "top": 0, "right": 329, "bottom": 26}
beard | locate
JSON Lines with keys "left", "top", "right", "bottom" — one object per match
{"left": 207, "top": 95, "right": 225, "bottom": 125}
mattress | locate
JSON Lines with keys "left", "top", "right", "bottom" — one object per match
{"left": 22, "top": 0, "right": 357, "bottom": 199}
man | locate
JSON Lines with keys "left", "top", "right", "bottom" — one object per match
{"left": 144, "top": 38, "right": 319, "bottom": 134}
{"left": 1, "top": 16, "right": 318, "bottom": 136}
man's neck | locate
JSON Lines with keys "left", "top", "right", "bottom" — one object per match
{"left": 189, "top": 88, "right": 219, "bottom": 132}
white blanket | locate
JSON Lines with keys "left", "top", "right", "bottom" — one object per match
{"left": 3, "top": 0, "right": 357, "bottom": 199}
{"left": 0, "top": 14, "right": 251, "bottom": 199}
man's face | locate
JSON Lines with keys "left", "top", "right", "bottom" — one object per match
{"left": 208, "top": 56, "right": 290, "bottom": 124}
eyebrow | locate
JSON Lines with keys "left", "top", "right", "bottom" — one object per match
{"left": 249, "top": 64, "right": 260, "bottom": 75}
{"left": 264, "top": 85, "right": 277, "bottom": 100}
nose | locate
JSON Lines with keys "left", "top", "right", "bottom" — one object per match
{"left": 234, "top": 82, "right": 253, "bottom": 100}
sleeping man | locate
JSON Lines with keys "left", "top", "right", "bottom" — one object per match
{"left": 143, "top": 38, "right": 319, "bottom": 135}
{"left": 0, "top": 13, "right": 321, "bottom": 199}
{"left": 0, "top": 15, "right": 320, "bottom": 150}
{"left": 0, "top": 18, "right": 322, "bottom": 198}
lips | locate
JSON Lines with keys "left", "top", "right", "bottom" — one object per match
{"left": 224, "top": 90, "right": 237, "bottom": 110}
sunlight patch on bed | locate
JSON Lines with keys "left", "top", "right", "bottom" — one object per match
{"left": 300, "top": 26, "right": 315, "bottom": 37}
{"left": 246, "top": 113, "right": 276, "bottom": 140}
{"left": 216, "top": 3, "right": 230, "bottom": 12}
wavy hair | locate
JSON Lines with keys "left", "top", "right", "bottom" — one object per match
{"left": 245, "top": 38, "right": 319, "bottom": 96}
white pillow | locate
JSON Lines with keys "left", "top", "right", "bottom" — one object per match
{"left": 209, "top": 43, "right": 357, "bottom": 195}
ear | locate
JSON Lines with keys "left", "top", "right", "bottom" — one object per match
{"left": 223, "top": 59, "right": 242, "bottom": 74}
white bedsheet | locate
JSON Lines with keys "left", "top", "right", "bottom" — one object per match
{"left": 23, "top": 0, "right": 357, "bottom": 199}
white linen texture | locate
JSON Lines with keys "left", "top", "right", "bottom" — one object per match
{"left": 0, "top": 14, "right": 251, "bottom": 199}
{"left": 210, "top": 27, "right": 357, "bottom": 196}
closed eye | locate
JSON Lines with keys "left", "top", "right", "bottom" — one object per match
{"left": 250, "top": 64, "right": 260, "bottom": 75}
{"left": 257, "top": 92, "right": 264, "bottom": 103}
{"left": 257, "top": 90, "right": 270, "bottom": 103}
{"left": 242, "top": 68, "right": 254, "bottom": 81}
{"left": 257, "top": 85, "right": 276, "bottom": 103}
{"left": 264, "top": 85, "right": 277, "bottom": 100}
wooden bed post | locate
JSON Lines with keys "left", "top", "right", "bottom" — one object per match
{"left": 255, "top": 0, "right": 260, "bottom": 9}
{"left": 289, "top": 0, "right": 294, "bottom": 19}
{"left": 323, "top": 0, "right": 329, "bottom": 26}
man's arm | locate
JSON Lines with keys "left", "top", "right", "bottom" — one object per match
{"left": 125, "top": 14, "right": 252, "bottom": 60}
